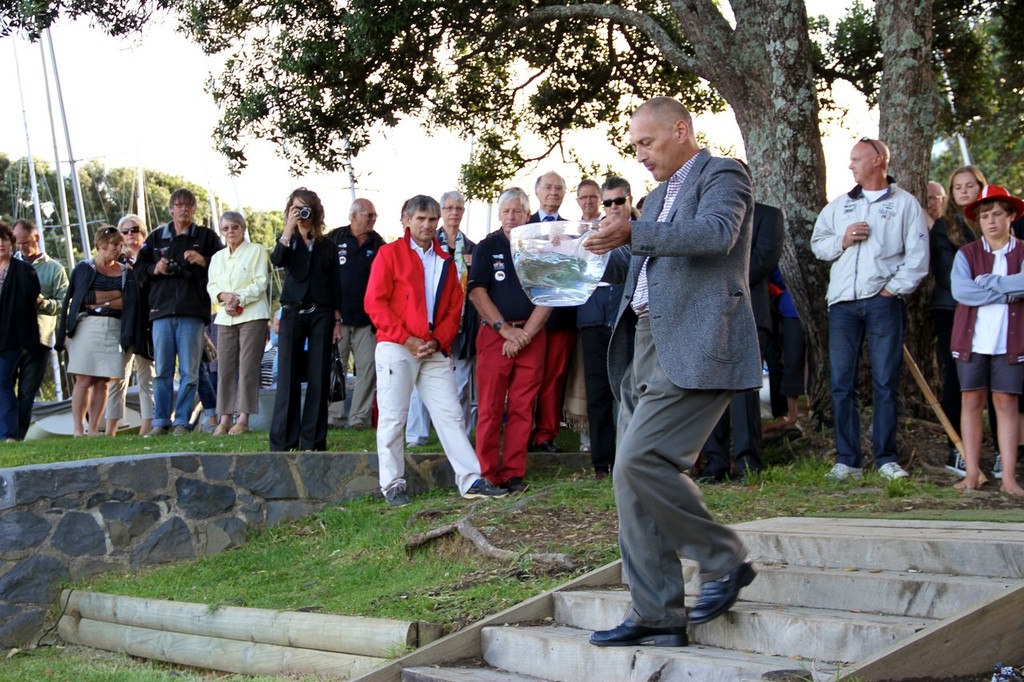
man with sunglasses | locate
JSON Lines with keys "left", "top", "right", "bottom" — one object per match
{"left": 136, "top": 189, "right": 223, "bottom": 436}
{"left": 11, "top": 219, "right": 68, "bottom": 440}
{"left": 811, "top": 137, "right": 929, "bottom": 482}
{"left": 575, "top": 178, "right": 630, "bottom": 478}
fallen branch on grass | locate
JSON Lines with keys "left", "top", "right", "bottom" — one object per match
{"left": 406, "top": 503, "right": 575, "bottom": 570}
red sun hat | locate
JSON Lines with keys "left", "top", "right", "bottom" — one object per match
{"left": 964, "top": 185, "right": 1024, "bottom": 222}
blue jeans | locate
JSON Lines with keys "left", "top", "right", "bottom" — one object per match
{"left": 0, "top": 349, "right": 21, "bottom": 439}
{"left": 828, "top": 295, "right": 904, "bottom": 468}
{"left": 152, "top": 316, "right": 205, "bottom": 428}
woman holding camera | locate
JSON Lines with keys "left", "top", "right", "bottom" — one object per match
{"left": 57, "top": 226, "right": 139, "bottom": 436}
{"left": 269, "top": 188, "right": 341, "bottom": 451}
{"left": 207, "top": 211, "right": 271, "bottom": 435}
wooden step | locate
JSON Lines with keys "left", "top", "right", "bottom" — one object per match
{"left": 736, "top": 518, "right": 1024, "bottom": 578}
{"left": 554, "top": 590, "right": 933, "bottom": 662}
{"left": 479, "top": 624, "right": 838, "bottom": 682}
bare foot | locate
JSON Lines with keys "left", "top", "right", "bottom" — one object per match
{"left": 1000, "top": 481, "right": 1024, "bottom": 497}
{"left": 954, "top": 476, "right": 982, "bottom": 491}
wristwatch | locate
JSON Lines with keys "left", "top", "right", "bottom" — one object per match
{"left": 491, "top": 320, "right": 505, "bottom": 332}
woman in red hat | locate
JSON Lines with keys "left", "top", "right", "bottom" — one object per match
{"left": 950, "top": 185, "right": 1024, "bottom": 497}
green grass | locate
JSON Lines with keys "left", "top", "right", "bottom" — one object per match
{"left": 5, "top": 429, "right": 1024, "bottom": 679}
{"left": 0, "top": 428, "right": 382, "bottom": 469}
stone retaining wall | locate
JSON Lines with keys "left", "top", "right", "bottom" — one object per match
{"left": 0, "top": 449, "right": 572, "bottom": 648}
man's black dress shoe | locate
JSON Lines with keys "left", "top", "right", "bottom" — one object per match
{"left": 589, "top": 619, "right": 688, "bottom": 647}
{"left": 689, "top": 561, "right": 756, "bottom": 625}
{"left": 535, "top": 440, "right": 563, "bottom": 453}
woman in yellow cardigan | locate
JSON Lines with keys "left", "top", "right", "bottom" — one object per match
{"left": 207, "top": 211, "right": 271, "bottom": 435}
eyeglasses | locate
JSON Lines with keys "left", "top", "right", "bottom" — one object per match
{"left": 602, "top": 197, "right": 629, "bottom": 207}
{"left": 357, "top": 211, "right": 378, "bottom": 219}
{"left": 859, "top": 137, "right": 883, "bottom": 157}
{"left": 120, "top": 226, "right": 141, "bottom": 234}
{"left": 221, "top": 224, "right": 242, "bottom": 232}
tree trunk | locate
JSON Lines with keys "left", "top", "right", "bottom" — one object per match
{"left": 877, "top": 0, "right": 940, "bottom": 418}
{"left": 667, "top": 0, "right": 833, "bottom": 413}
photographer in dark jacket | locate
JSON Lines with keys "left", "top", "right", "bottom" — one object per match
{"left": 271, "top": 188, "right": 342, "bottom": 451}
{"left": 135, "top": 189, "right": 223, "bottom": 436}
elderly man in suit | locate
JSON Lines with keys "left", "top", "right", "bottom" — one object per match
{"left": 586, "top": 96, "right": 761, "bottom": 647}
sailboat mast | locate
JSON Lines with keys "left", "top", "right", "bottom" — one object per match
{"left": 46, "top": 28, "right": 91, "bottom": 255}
{"left": 39, "top": 35, "right": 76, "bottom": 266}
{"left": 12, "top": 41, "right": 46, "bottom": 232}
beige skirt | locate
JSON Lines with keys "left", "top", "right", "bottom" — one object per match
{"left": 67, "top": 315, "right": 125, "bottom": 379}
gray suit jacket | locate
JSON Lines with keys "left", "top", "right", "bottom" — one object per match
{"left": 607, "top": 149, "right": 762, "bottom": 394}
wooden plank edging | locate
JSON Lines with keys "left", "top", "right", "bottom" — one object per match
{"left": 59, "top": 589, "right": 425, "bottom": 658}
{"left": 351, "top": 560, "right": 624, "bottom": 682}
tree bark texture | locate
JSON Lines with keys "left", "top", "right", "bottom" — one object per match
{"left": 877, "top": 0, "right": 940, "bottom": 418}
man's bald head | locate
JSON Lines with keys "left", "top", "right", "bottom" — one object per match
{"left": 629, "top": 97, "right": 700, "bottom": 182}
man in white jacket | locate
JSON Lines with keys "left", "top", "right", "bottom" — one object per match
{"left": 811, "top": 137, "right": 929, "bottom": 482}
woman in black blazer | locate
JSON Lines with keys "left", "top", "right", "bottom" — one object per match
{"left": 269, "top": 188, "right": 342, "bottom": 451}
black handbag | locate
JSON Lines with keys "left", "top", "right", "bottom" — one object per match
{"left": 329, "top": 347, "right": 347, "bottom": 403}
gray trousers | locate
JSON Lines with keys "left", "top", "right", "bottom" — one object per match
{"left": 614, "top": 316, "right": 748, "bottom": 627}
{"left": 329, "top": 324, "right": 377, "bottom": 427}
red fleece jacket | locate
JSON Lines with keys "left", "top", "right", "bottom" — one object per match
{"left": 364, "top": 230, "right": 464, "bottom": 352}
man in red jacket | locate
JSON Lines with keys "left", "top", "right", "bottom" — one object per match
{"left": 365, "top": 195, "right": 507, "bottom": 507}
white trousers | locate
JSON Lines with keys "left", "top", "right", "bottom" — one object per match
{"left": 375, "top": 342, "right": 482, "bottom": 495}
{"left": 406, "top": 355, "right": 476, "bottom": 442}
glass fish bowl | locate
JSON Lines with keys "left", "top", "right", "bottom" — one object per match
{"left": 509, "top": 221, "right": 610, "bottom": 307}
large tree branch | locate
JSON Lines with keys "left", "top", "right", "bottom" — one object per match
{"left": 523, "top": 4, "right": 698, "bottom": 73}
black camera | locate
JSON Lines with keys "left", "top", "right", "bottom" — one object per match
{"left": 298, "top": 206, "right": 312, "bottom": 220}
{"left": 165, "top": 259, "right": 182, "bottom": 276}
{"left": 116, "top": 253, "right": 131, "bottom": 265}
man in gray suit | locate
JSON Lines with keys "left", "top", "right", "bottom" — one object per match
{"left": 586, "top": 96, "right": 762, "bottom": 647}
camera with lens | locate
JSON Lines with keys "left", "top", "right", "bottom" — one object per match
{"left": 116, "top": 253, "right": 131, "bottom": 265}
{"left": 298, "top": 206, "right": 312, "bottom": 220}
{"left": 165, "top": 259, "right": 182, "bottom": 276}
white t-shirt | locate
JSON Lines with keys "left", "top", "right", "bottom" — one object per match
{"left": 972, "top": 243, "right": 1010, "bottom": 355}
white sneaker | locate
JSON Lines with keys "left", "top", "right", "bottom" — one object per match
{"left": 878, "top": 462, "right": 910, "bottom": 480}
{"left": 826, "top": 463, "right": 863, "bottom": 481}
{"left": 993, "top": 453, "right": 1003, "bottom": 480}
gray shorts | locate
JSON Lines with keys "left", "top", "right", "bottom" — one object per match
{"left": 956, "top": 353, "right": 1024, "bottom": 394}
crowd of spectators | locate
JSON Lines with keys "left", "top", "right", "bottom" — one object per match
{"left": 3, "top": 143, "right": 1023, "bottom": 501}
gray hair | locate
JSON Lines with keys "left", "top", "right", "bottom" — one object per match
{"left": 402, "top": 195, "right": 441, "bottom": 219}
{"left": 117, "top": 213, "right": 148, "bottom": 237}
{"left": 220, "top": 210, "right": 247, "bottom": 231}
{"left": 601, "top": 177, "right": 632, "bottom": 196}
{"left": 440, "top": 191, "right": 466, "bottom": 208}
{"left": 498, "top": 187, "right": 530, "bottom": 213}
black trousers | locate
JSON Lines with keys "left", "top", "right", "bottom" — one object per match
{"left": 15, "top": 344, "right": 50, "bottom": 440}
{"left": 701, "top": 328, "right": 768, "bottom": 477}
{"left": 270, "top": 307, "right": 333, "bottom": 452}
{"left": 581, "top": 325, "right": 615, "bottom": 473}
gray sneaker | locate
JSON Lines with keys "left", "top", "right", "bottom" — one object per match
{"left": 825, "top": 463, "right": 863, "bottom": 481}
{"left": 462, "top": 479, "right": 508, "bottom": 499}
{"left": 384, "top": 486, "right": 410, "bottom": 507}
{"left": 878, "top": 462, "right": 910, "bottom": 480}
{"left": 172, "top": 425, "right": 191, "bottom": 437}
{"left": 144, "top": 426, "right": 169, "bottom": 438}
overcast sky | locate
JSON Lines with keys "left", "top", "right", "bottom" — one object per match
{"left": 0, "top": 2, "right": 872, "bottom": 241}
